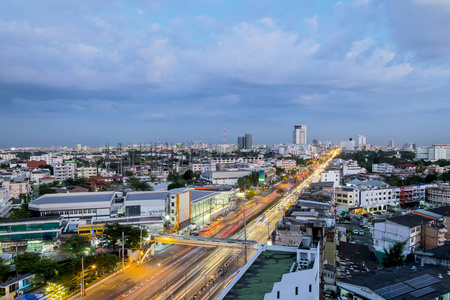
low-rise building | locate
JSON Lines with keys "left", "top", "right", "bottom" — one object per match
{"left": 54, "top": 162, "right": 76, "bottom": 181}
{"left": 372, "top": 163, "right": 394, "bottom": 173}
{"left": 342, "top": 159, "right": 366, "bottom": 176}
{"left": 2, "top": 178, "right": 30, "bottom": 199}
{"left": 337, "top": 263, "right": 450, "bottom": 300}
{"left": 200, "top": 170, "right": 252, "bottom": 185}
{"left": 77, "top": 166, "right": 97, "bottom": 178}
{"left": 0, "top": 188, "right": 12, "bottom": 218}
{"left": 427, "top": 185, "right": 450, "bottom": 206}
{"left": 320, "top": 170, "right": 340, "bottom": 187}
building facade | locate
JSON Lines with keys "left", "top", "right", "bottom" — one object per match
{"left": 293, "top": 125, "right": 307, "bottom": 145}
{"left": 54, "top": 162, "right": 76, "bottom": 181}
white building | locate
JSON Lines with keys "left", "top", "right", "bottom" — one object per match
{"left": 200, "top": 170, "right": 252, "bottom": 185}
{"left": 320, "top": 170, "right": 340, "bottom": 187}
{"left": 340, "top": 139, "right": 355, "bottom": 151}
{"left": 372, "top": 163, "right": 395, "bottom": 173}
{"left": 0, "top": 188, "right": 12, "bottom": 218}
{"left": 54, "top": 162, "right": 76, "bottom": 181}
{"left": 77, "top": 166, "right": 97, "bottom": 178}
{"left": 342, "top": 159, "right": 366, "bottom": 176}
{"left": 30, "top": 169, "right": 51, "bottom": 182}
{"left": 275, "top": 159, "right": 297, "bottom": 171}
{"left": 0, "top": 154, "right": 16, "bottom": 161}
{"left": 218, "top": 237, "right": 320, "bottom": 300}
{"left": 358, "top": 135, "right": 366, "bottom": 146}
{"left": 416, "top": 145, "right": 450, "bottom": 161}
{"left": 293, "top": 125, "right": 307, "bottom": 145}
{"left": 373, "top": 214, "right": 428, "bottom": 254}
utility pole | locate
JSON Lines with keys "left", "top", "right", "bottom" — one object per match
{"left": 122, "top": 231, "right": 125, "bottom": 274}
{"left": 244, "top": 210, "right": 247, "bottom": 263}
{"left": 101, "top": 232, "right": 104, "bottom": 257}
{"left": 81, "top": 256, "right": 84, "bottom": 298}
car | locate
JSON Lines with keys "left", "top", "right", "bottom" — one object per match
{"left": 359, "top": 230, "right": 364, "bottom": 235}
{"left": 353, "top": 229, "right": 359, "bottom": 235}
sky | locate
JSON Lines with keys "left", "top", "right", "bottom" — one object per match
{"left": 0, "top": 0, "right": 449, "bottom": 148}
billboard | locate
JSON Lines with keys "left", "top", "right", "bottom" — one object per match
{"left": 258, "top": 170, "right": 265, "bottom": 182}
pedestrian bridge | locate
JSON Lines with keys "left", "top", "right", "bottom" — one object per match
{"left": 150, "top": 234, "right": 259, "bottom": 250}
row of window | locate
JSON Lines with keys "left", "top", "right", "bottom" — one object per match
{"left": 41, "top": 209, "right": 98, "bottom": 215}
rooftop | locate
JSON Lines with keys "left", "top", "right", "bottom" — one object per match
{"left": 0, "top": 216, "right": 60, "bottom": 224}
{"left": 339, "top": 263, "right": 450, "bottom": 299}
{"left": 191, "top": 190, "right": 220, "bottom": 204}
{"left": 223, "top": 250, "right": 296, "bottom": 300}
{"left": 126, "top": 191, "right": 167, "bottom": 201}
{"left": 387, "top": 214, "right": 431, "bottom": 228}
{"left": 31, "top": 192, "right": 115, "bottom": 205}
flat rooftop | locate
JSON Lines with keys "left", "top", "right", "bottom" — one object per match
{"left": 191, "top": 190, "right": 220, "bottom": 204}
{"left": 31, "top": 192, "right": 115, "bottom": 205}
{"left": 224, "top": 250, "right": 296, "bottom": 300}
{"left": 126, "top": 191, "right": 167, "bottom": 201}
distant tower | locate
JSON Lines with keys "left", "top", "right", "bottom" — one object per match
{"left": 388, "top": 139, "right": 395, "bottom": 149}
{"left": 223, "top": 123, "right": 226, "bottom": 144}
{"left": 238, "top": 136, "right": 245, "bottom": 149}
{"left": 293, "top": 125, "right": 307, "bottom": 144}
{"left": 245, "top": 133, "right": 252, "bottom": 149}
{"left": 358, "top": 135, "right": 367, "bottom": 146}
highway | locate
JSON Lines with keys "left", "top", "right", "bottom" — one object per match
{"left": 82, "top": 149, "right": 339, "bottom": 300}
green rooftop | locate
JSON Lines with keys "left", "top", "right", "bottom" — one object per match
{"left": 224, "top": 250, "right": 296, "bottom": 300}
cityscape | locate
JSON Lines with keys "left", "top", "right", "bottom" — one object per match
{"left": 1, "top": 1, "right": 450, "bottom": 300}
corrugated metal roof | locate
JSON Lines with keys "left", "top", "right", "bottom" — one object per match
{"left": 32, "top": 192, "right": 115, "bottom": 204}
{"left": 126, "top": 191, "right": 167, "bottom": 201}
{"left": 191, "top": 190, "right": 219, "bottom": 203}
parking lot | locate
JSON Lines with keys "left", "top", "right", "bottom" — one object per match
{"left": 336, "top": 210, "right": 404, "bottom": 246}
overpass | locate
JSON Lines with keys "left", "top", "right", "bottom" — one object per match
{"left": 150, "top": 234, "right": 259, "bottom": 250}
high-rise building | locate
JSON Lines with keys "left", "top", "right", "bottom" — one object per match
{"left": 388, "top": 139, "right": 395, "bottom": 149}
{"left": 340, "top": 138, "right": 355, "bottom": 150}
{"left": 237, "top": 136, "right": 245, "bottom": 149}
{"left": 245, "top": 133, "right": 252, "bottom": 149}
{"left": 358, "top": 135, "right": 366, "bottom": 146}
{"left": 293, "top": 125, "right": 307, "bottom": 144}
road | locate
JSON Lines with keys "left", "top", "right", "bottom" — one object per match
{"left": 82, "top": 150, "right": 339, "bottom": 300}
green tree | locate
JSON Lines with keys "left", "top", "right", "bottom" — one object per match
{"left": 35, "top": 258, "right": 58, "bottom": 280}
{"left": 14, "top": 252, "right": 41, "bottom": 274}
{"left": 168, "top": 172, "right": 181, "bottom": 181}
{"left": 0, "top": 259, "right": 10, "bottom": 282}
{"left": 182, "top": 170, "right": 195, "bottom": 181}
{"left": 60, "top": 235, "right": 91, "bottom": 257}
{"left": 129, "top": 177, "right": 151, "bottom": 191}
{"left": 168, "top": 182, "right": 186, "bottom": 190}
{"left": 95, "top": 253, "right": 118, "bottom": 273}
{"left": 103, "top": 223, "right": 146, "bottom": 250}
{"left": 9, "top": 204, "right": 29, "bottom": 219}
{"left": 381, "top": 241, "right": 406, "bottom": 268}
{"left": 38, "top": 164, "right": 53, "bottom": 174}
{"left": 38, "top": 184, "right": 57, "bottom": 196}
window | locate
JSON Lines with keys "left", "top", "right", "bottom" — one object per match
{"left": 171, "top": 202, "right": 174, "bottom": 207}
{"left": 309, "top": 284, "right": 312, "bottom": 292}
{"left": 277, "top": 291, "right": 280, "bottom": 299}
{"left": 295, "top": 287, "right": 298, "bottom": 295}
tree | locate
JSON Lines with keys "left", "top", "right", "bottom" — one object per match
{"left": 0, "top": 259, "right": 10, "bottom": 282}
{"left": 103, "top": 223, "right": 146, "bottom": 250}
{"left": 277, "top": 188, "right": 285, "bottom": 195}
{"left": 95, "top": 253, "right": 118, "bottom": 273}
{"left": 39, "top": 184, "right": 57, "bottom": 196}
{"left": 129, "top": 177, "right": 151, "bottom": 191}
{"left": 182, "top": 170, "right": 195, "bottom": 181}
{"left": 9, "top": 203, "right": 29, "bottom": 219}
{"left": 381, "top": 241, "right": 406, "bottom": 268}
{"left": 35, "top": 258, "right": 58, "bottom": 280}
{"left": 15, "top": 252, "right": 41, "bottom": 274}
{"left": 168, "top": 172, "right": 181, "bottom": 181}
{"left": 38, "top": 164, "right": 53, "bottom": 174}
{"left": 60, "top": 235, "right": 91, "bottom": 257}
{"left": 168, "top": 182, "right": 186, "bottom": 190}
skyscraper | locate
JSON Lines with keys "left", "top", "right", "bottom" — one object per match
{"left": 388, "top": 139, "right": 395, "bottom": 149}
{"left": 358, "top": 135, "right": 367, "bottom": 146}
{"left": 245, "top": 133, "right": 252, "bottom": 149}
{"left": 238, "top": 136, "right": 245, "bottom": 149}
{"left": 293, "top": 125, "right": 307, "bottom": 144}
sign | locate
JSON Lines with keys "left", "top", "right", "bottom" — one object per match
{"left": 258, "top": 170, "right": 265, "bottom": 183}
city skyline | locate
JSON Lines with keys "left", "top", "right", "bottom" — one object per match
{"left": 1, "top": 0, "right": 450, "bottom": 147}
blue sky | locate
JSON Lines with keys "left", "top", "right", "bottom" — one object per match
{"left": 1, "top": 0, "right": 449, "bottom": 147}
